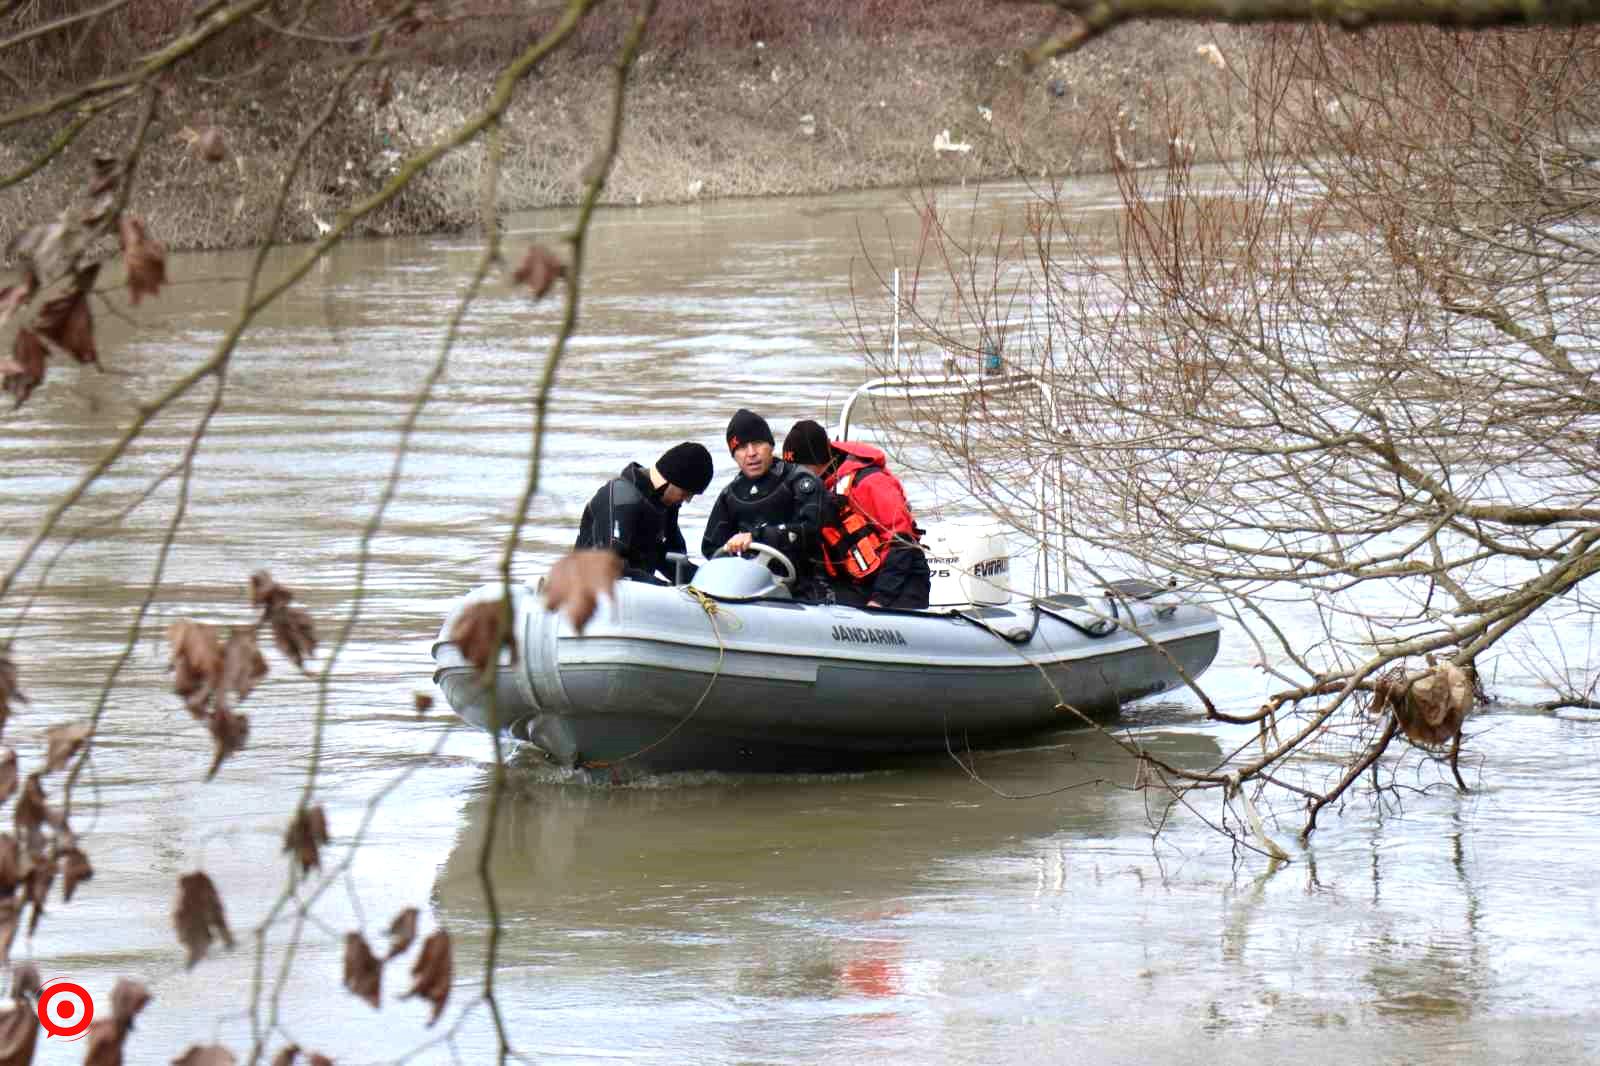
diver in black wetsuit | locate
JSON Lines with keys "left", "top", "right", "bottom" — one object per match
{"left": 574, "top": 441, "right": 713, "bottom": 585}
{"left": 701, "top": 408, "right": 825, "bottom": 596}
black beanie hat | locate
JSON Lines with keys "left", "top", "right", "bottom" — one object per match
{"left": 655, "top": 441, "right": 714, "bottom": 495}
{"left": 782, "top": 419, "right": 832, "bottom": 465}
{"left": 725, "top": 408, "right": 774, "bottom": 452}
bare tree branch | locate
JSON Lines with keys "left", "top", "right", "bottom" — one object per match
{"left": 856, "top": 25, "right": 1600, "bottom": 839}
{"left": 1027, "top": 0, "right": 1600, "bottom": 60}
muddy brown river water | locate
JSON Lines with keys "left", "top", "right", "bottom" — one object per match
{"left": 2, "top": 179, "right": 1597, "bottom": 1064}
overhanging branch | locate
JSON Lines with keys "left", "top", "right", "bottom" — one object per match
{"left": 1027, "top": 0, "right": 1600, "bottom": 62}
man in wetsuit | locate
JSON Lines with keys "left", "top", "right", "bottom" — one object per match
{"left": 575, "top": 441, "right": 714, "bottom": 585}
{"left": 701, "top": 408, "right": 825, "bottom": 595}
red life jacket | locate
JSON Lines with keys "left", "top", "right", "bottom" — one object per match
{"left": 820, "top": 465, "right": 894, "bottom": 581}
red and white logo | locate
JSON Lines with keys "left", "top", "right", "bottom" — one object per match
{"left": 37, "top": 978, "right": 94, "bottom": 1040}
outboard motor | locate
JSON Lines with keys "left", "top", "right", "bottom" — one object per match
{"left": 923, "top": 524, "right": 1012, "bottom": 607}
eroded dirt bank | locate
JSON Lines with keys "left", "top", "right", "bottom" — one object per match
{"left": 2, "top": 25, "right": 1238, "bottom": 252}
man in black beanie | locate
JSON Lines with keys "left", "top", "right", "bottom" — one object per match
{"left": 781, "top": 419, "right": 930, "bottom": 610}
{"left": 701, "top": 408, "right": 825, "bottom": 594}
{"left": 575, "top": 441, "right": 713, "bottom": 585}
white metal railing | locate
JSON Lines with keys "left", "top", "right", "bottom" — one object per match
{"left": 834, "top": 269, "right": 1071, "bottom": 592}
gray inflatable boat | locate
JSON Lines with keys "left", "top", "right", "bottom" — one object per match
{"left": 431, "top": 544, "right": 1221, "bottom": 774}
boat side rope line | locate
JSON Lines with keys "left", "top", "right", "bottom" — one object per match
{"left": 951, "top": 603, "right": 1042, "bottom": 645}
{"left": 580, "top": 586, "right": 730, "bottom": 771}
{"left": 1033, "top": 599, "right": 1118, "bottom": 639}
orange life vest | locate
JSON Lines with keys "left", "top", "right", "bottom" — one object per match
{"left": 819, "top": 467, "right": 894, "bottom": 580}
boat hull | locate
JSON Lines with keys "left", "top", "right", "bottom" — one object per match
{"left": 432, "top": 579, "right": 1221, "bottom": 774}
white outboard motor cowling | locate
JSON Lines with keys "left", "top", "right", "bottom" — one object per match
{"left": 922, "top": 524, "right": 1012, "bottom": 607}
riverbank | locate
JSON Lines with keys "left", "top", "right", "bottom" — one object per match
{"left": 1, "top": 24, "right": 1239, "bottom": 253}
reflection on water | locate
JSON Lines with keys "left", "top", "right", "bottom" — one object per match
{"left": 1, "top": 180, "right": 1598, "bottom": 1063}
{"left": 426, "top": 715, "right": 1600, "bottom": 1065}
{"left": 437, "top": 727, "right": 1223, "bottom": 922}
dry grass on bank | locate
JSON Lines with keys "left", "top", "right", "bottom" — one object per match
{"left": 3, "top": 0, "right": 1060, "bottom": 85}
{"left": 1, "top": 1, "right": 1244, "bottom": 252}
{"left": 500, "top": 23, "right": 1240, "bottom": 208}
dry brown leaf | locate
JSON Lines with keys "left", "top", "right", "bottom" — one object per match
{"left": 8, "top": 965, "right": 38, "bottom": 1001}
{"left": 0, "top": 899, "right": 19, "bottom": 968}
{"left": 269, "top": 606, "right": 317, "bottom": 670}
{"left": 110, "top": 977, "right": 149, "bottom": 1028}
{"left": 385, "top": 907, "right": 418, "bottom": 960}
{"left": 342, "top": 932, "right": 381, "bottom": 1009}
{"left": 43, "top": 720, "right": 91, "bottom": 774}
{"left": 283, "top": 806, "right": 329, "bottom": 874}
{"left": 450, "top": 601, "right": 513, "bottom": 673}
{"left": 13, "top": 774, "right": 48, "bottom": 842}
{"left": 205, "top": 708, "right": 249, "bottom": 781}
{"left": 0, "top": 974, "right": 38, "bottom": 1065}
{"left": 23, "top": 861, "right": 50, "bottom": 936}
{"left": 413, "top": 692, "right": 433, "bottom": 715}
{"left": 276, "top": 1052, "right": 330, "bottom": 1066}
{"left": 118, "top": 215, "right": 167, "bottom": 306}
{"left": 168, "top": 619, "right": 223, "bottom": 678}
{"left": 172, "top": 1046, "right": 237, "bottom": 1066}
{"left": 511, "top": 245, "right": 566, "bottom": 301}
{"left": 61, "top": 846, "right": 93, "bottom": 903}
{"left": 0, "top": 650, "right": 23, "bottom": 739}
{"left": 3, "top": 329, "right": 48, "bottom": 409}
{"left": 82, "top": 1017, "right": 126, "bottom": 1066}
{"left": 0, "top": 750, "right": 15, "bottom": 807}
{"left": 196, "top": 127, "right": 226, "bottom": 163}
{"left": 249, "top": 571, "right": 293, "bottom": 614}
{"left": 405, "top": 929, "right": 452, "bottom": 1026}
{"left": 14, "top": 834, "right": 42, "bottom": 869}
{"left": 544, "top": 550, "right": 622, "bottom": 635}
{"left": 221, "top": 629, "right": 268, "bottom": 706}
{"left": 167, "top": 621, "right": 223, "bottom": 717}
{"left": 173, "top": 871, "right": 233, "bottom": 968}
{"left": 0, "top": 836, "right": 18, "bottom": 894}
{"left": 34, "top": 286, "right": 97, "bottom": 366}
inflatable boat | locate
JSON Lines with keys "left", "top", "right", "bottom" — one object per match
{"left": 431, "top": 531, "right": 1220, "bottom": 774}
{"left": 431, "top": 373, "right": 1220, "bottom": 774}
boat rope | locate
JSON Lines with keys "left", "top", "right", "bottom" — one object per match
{"left": 580, "top": 586, "right": 730, "bottom": 771}
{"left": 1033, "top": 599, "right": 1118, "bottom": 639}
{"left": 951, "top": 604, "right": 1042, "bottom": 645}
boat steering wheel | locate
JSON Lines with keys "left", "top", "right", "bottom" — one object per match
{"left": 713, "top": 541, "right": 797, "bottom": 586}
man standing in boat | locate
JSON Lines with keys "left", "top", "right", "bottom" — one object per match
{"left": 781, "top": 419, "right": 931, "bottom": 610}
{"left": 575, "top": 441, "right": 714, "bottom": 585}
{"left": 702, "top": 408, "right": 826, "bottom": 595}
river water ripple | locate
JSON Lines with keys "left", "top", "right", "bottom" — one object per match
{"left": 1, "top": 179, "right": 1596, "bottom": 1064}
